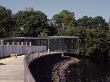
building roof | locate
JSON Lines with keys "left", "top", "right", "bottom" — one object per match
{"left": 0, "top": 36, "right": 79, "bottom": 40}
{"left": 49, "top": 36, "right": 79, "bottom": 39}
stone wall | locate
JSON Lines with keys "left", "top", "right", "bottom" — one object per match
{"left": 52, "top": 57, "right": 80, "bottom": 82}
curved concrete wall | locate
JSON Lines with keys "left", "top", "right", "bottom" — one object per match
{"left": 24, "top": 52, "right": 80, "bottom": 82}
{"left": 24, "top": 51, "right": 61, "bottom": 82}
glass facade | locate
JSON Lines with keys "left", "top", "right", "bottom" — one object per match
{"left": 0, "top": 36, "right": 79, "bottom": 54}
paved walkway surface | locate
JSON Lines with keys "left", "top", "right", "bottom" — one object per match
{"left": 0, "top": 55, "right": 24, "bottom": 82}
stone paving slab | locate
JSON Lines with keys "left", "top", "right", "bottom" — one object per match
{"left": 0, "top": 55, "right": 24, "bottom": 82}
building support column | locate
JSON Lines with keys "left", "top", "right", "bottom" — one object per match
{"left": 48, "top": 38, "right": 50, "bottom": 53}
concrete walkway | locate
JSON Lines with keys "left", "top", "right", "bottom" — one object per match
{"left": 0, "top": 55, "right": 24, "bottom": 82}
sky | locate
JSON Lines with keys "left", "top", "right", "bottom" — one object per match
{"left": 0, "top": 0, "right": 110, "bottom": 21}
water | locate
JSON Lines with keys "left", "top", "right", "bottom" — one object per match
{"left": 64, "top": 57, "right": 110, "bottom": 82}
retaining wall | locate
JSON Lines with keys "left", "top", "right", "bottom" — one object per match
{"left": 25, "top": 52, "right": 80, "bottom": 82}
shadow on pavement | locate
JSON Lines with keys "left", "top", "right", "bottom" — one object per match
{"left": 0, "top": 63, "right": 6, "bottom": 65}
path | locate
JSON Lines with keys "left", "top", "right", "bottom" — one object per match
{"left": 0, "top": 55, "right": 24, "bottom": 82}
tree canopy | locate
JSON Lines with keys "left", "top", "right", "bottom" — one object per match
{"left": 77, "top": 16, "right": 108, "bottom": 30}
{"left": 15, "top": 9, "right": 49, "bottom": 37}
{"left": 0, "top": 5, "right": 110, "bottom": 57}
{"left": 51, "top": 10, "right": 76, "bottom": 35}
{"left": 0, "top": 6, "right": 16, "bottom": 37}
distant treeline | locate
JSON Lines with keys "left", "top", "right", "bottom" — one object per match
{"left": 0, "top": 6, "right": 110, "bottom": 57}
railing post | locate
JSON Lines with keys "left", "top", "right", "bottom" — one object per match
{"left": 26, "top": 41, "right": 28, "bottom": 46}
{"left": 6, "top": 42, "right": 9, "bottom": 46}
{"left": 29, "top": 42, "right": 31, "bottom": 46}
{"left": 0, "top": 40, "right": 3, "bottom": 45}
{"left": 21, "top": 42, "right": 23, "bottom": 45}
{"left": 0, "top": 40, "right": 4, "bottom": 57}
{"left": 77, "top": 36, "right": 80, "bottom": 55}
{"left": 48, "top": 38, "right": 50, "bottom": 53}
{"left": 61, "top": 52, "right": 64, "bottom": 56}
{"left": 17, "top": 42, "right": 19, "bottom": 45}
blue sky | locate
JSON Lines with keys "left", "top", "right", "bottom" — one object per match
{"left": 0, "top": 0, "right": 110, "bottom": 21}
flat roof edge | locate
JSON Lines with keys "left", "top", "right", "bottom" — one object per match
{"left": 0, "top": 36, "right": 79, "bottom": 40}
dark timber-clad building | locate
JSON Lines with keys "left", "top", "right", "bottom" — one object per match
{"left": 0, "top": 36, "right": 79, "bottom": 57}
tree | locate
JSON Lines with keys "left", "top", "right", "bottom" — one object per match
{"left": 77, "top": 16, "right": 90, "bottom": 28}
{"left": 77, "top": 16, "right": 108, "bottom": 30}
{"left": 51, "top": 10, "right": 76, "bottom": 35}
{"left": 0, "top": 6, "right": 16, "bottom": 37}
{"left": 15, "top": 9, "right": 49, "bottom": 37}
{"left": 93, "top": 16, "right": 108, "bottom": 30}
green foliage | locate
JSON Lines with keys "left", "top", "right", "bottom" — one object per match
{"left": 14, "top": 9, "right": 49, "bottom": 37}
{"left": 0, "top": 5, "right": 110, "bottom": 58}
{"left": 51, "top": 10, "right": 110, "bottom": 57}
{"left": 86, "top": 29, "right": 109, "bottom": 56}
{"left": 77, "top": 16, "right": 108, "bottom": 30}
{"left": 0, "top": 6, "right": 16, "bottom": 37}
{"left": 51, "top": 10, "right": 76, "bottom": 35}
